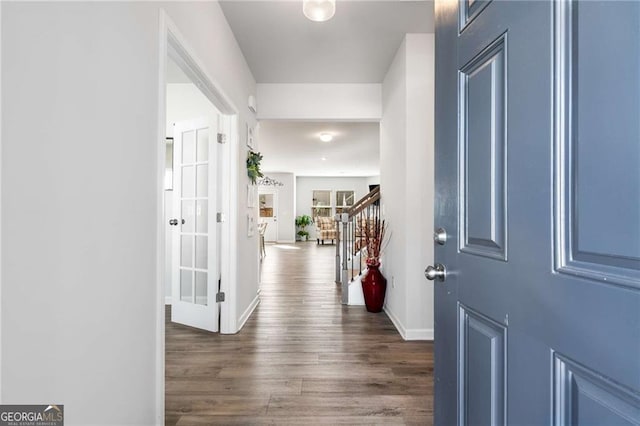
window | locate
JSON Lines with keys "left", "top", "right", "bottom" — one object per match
{"left": 335, "top": 190, "right": 355, "bottom": 215}
{"left": 312, "top": 190, "right": 332, "bottom": 219}
{"left": 309, "top": 190, "right": 357, "bottom": 218}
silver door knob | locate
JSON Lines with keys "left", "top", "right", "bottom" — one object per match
{"left": 425, "top": 263, "right": 447, "bottom": 281}
{"left": 434, "top": 228, "right": 447, "bottom": 245}
{"left": 169, "top": 219, "right": 179, "bottom": 226}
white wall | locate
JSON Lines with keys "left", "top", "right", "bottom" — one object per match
{"left": 257, "top": 84, "right": 381, "bottom": 121}
{"left": 380, "top": 34, "right": 434, "bottom": 341}
{"left": 259, "top": 172, "right": 295, "bottom": 242}
{"left": 166, "top": 83, "right": 218, "bottom": 137}
{"left": 381, "top": 37, "right": 409, "bottom": 334}
{"left": 366, "top": 175, "right": 380, "bottom": 187}
{"left": 404, "top": 35, "right": 434, "bottom": 336}
{"left": 1, "top": 2, "right": 257, "bottom": 424}
{"left": 296, "top": 176, "right": 371, "bottom": 241}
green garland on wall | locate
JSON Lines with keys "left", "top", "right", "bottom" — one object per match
{"left": 247, "top": 151, "right": 264, "bottom": 184}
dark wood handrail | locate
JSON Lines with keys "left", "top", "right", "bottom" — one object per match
{"left": 346, "top": 186, "right": 380, "bottom": 218}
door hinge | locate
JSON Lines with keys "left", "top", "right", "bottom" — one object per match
{"left": 216, "top": 212, "right": 225, "bottom": 223}
{"left": 217, "top": 133, "right": 227, "bottom": 144}
{"left": 216, "top": 291, "right": 225, "bottom": 303}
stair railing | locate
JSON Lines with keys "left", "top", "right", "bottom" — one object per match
{"left": 334, "top": 186, "right": 380, "bottom": 304}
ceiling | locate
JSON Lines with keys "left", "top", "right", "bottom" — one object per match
{"left": 257, "top": 121, "right": 380, "bottom": 177}
{"left": 217, "top": 1, "right": 433, "bottom": 177}
{"left": 219, "top": 0, "right": 434, "bottom": 84}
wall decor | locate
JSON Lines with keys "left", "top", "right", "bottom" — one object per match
{"left": 247, "top": 213, "right": 255, "bottom": 237}
{"left": 247, "top": 184, "right": 256, "bottom": 208}
{"left": 246, "top": 123, "right": 255, "bottom": 149}
{"left": 257, "top": 175, "right": 284, "bottom": 187}
{"left": 246, "top": 150, "right": 263, "bottom": 184}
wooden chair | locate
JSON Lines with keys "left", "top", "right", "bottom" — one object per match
{"left": 257, "top": 222, "right": 268, "bottom": 259}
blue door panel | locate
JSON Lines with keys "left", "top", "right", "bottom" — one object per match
{"left": 460, "top": 0, "right": 491, "bottom": 32}
{"left": 459, "top": 305, "right": 506, "bottom": 426}
{"left": 554, "top": 354, "right": 640, "bottom": 425}
{"left": 573, "top": 1, "right": 639, "bottom": 261}
{"left": 557, "top": 0, "right": 640, "bottom": 280}
{"left": 460, "top": 37, "right": 507, "bottom": 260}
{"left": 434, "top": 1, "right": 640, "bottom": 425}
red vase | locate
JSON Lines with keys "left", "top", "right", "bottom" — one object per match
{"left": 361, "top": 261, "right": 387, "bottom": 313}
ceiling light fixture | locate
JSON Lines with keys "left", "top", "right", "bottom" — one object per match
{"left": 303, "top": 0, "right": 336, "bottom": 22}
{"left": 319, "top": 133, "right": 333, "bottom": 142}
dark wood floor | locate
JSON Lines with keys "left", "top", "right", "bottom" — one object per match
{"left": 166, "top": 242, "right": 433, "bottom": 425}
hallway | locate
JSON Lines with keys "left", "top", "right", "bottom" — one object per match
{"left": 166, "top": 242, "right": 433, "bottom": 425}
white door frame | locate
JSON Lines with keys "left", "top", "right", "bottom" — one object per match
{"left": 0, "top": 0, "right": 4, "bottom": 401}
{"left": 156, "top": 9, "right": 240, "bottom": 423}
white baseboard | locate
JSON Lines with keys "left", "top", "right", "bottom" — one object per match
{"left": 384, "top": 305, "right": 434, "bottom": 341}
{"left": 384, "top": 305, "right": 406, "bottom": 338}
{"left": 347, "top": 276, "right": 365, "bottom": 305}
{"left": 237, "top": 293, "right": 260, "bottom": 332}
{"left": 166, "top": 294, "right": 262, "bottom": 334}
{"left": 405, "top": 328, "right": 434, "bottom": 340}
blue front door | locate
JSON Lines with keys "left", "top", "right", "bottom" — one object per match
{"left": 433, "top": 1, "right": 640, "bottom": 424}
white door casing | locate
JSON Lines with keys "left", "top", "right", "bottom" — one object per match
{"left": 158, "top": 9, "right": 242, "bottom": 423}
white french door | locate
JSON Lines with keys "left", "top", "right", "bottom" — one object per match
{"left": 171, "top": 117, "right": 220, "bottom": 332}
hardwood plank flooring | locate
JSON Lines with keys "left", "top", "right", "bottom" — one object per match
{"left": 166, "top": 242, "right": 433, "bottom": 425}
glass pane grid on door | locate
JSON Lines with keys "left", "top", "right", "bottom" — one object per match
{"left": 171, "top": 117, "right": 221, "bottom": 332}
{"left": 179, "top": 127, "right": 210, "bottom": 307}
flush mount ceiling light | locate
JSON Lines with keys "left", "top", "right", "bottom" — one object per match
{"left": 303, "top": 0, "right": 336, "bottom": 22}
{"left": 319, "top": 133, "right": 333, "bottom": 142}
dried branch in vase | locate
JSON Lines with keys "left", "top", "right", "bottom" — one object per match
{"left": 363, "top": 216, "right": 389, "bottom": 266}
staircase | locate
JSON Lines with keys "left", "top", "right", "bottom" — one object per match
{"left": 334, "top": 186, "right": 381, "bottom": 305}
